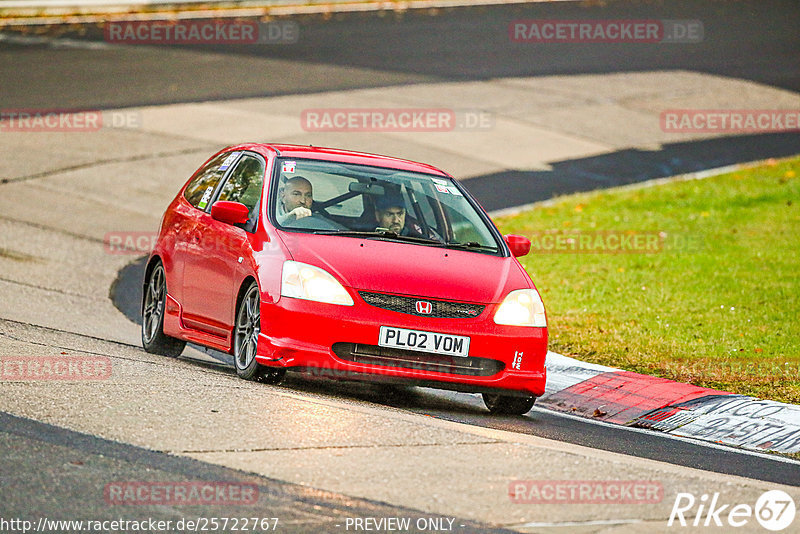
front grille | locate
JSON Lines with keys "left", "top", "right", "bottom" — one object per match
{"left": 332, "top": 342, "right": 503, "bottom": 376}
{"left": 358, "top": 291, "right": 485, "bottom": 318}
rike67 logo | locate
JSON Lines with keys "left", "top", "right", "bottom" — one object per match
{"left": 669, "top": 490, "right": 796, "bottom": 531}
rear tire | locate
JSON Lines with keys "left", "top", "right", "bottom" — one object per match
{"left": 141, "top": 262, "right": 186, "bottom": 357}
{"left": 233, "top": 281, "right": 286, "bottom": 384}
{"left": 482, "top": 393, "right": 536, "bottom": 415}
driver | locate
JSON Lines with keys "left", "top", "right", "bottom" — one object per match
{"left": 277, "top": 176, "right": 313, "bottom": 225}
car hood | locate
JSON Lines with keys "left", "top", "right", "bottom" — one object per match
{"left": 278, "top": 232, "right": 531, "bottom": 303}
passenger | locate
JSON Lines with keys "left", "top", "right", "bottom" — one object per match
{"left": 374, "top": 193, "right": 438, "bottom": 239}
{"left": 277, "top": 176, "right": 313, "bottom": 225}
{"left": 374, "top": 193, "right": 406, "bottom": 234}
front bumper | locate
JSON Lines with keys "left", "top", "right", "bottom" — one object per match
{"left": 255, "top": 293, "right": 547, "bottom": 397}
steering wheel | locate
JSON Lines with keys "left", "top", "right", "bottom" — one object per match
{"left": 288, "top": 213, "right": 348, "bottom": 231}
{"left": 311, "top": 204, "right": 333, "bottom": 218}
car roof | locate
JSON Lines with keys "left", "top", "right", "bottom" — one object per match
{"left": 224, "top": 143, "right": 450, "bottom": 177}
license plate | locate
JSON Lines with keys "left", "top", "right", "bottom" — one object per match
{"left": 378, "top": 326, "right": 470, "bottom": 358}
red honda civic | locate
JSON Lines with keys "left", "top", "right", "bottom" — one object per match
{"left": 142, "top": 143, "right": 547, "bottom": 414}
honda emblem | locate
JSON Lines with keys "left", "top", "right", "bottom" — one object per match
{"left": 415, "top": 301, "right": 432, "bottom": 314}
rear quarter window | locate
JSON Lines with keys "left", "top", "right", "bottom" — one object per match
{"left": 183, "top": 151, "right": 239, "bottom": 209}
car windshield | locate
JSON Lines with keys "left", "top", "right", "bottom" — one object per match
{"left": 271, "top": 158, "right": 501, "bottom": 254}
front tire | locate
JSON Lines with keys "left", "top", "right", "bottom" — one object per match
{"left": 233, "top": 281, "right": 286, "bottom": 384}
{"left": 482, "top": 393, "right": 536, "bottom": 415}
{"left": 142, "top": 262, "right": 186, "bottom": 357}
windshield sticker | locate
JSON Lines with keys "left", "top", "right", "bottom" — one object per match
{"left": 282, "top": 161, "right": 297, "bottom": 173}
{"left": 447, "top": 186, "right": 463, "bottom": 196}
{"left": 219, "top": 151, "right": 240, "bottom": 171}
{"left": 197, "top": 186, "right": 214, "bottom": 209}
{"left": 432, "top": 178, "right": 448, "bottom": 186}
{"left": 435, "top": 184, "right": 450, "bottom": 194}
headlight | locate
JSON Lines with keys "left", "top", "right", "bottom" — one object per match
{"left": 281, "top": 261, "right": 354, "bottom": 306}
{"left": 493, "top": 289, "right": 546, "bottom": 327}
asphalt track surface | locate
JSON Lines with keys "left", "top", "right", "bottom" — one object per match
{"left": 1, "top": 410, "right": 506, "bottom": 532}
{"left": 3, "top": 0, "right": 800, "bottom": 524}
{"left": 2, "top": 0, "right": 799, "bottom": 210}
{"left": 3, "top": 0, "right": 800, "bottom": 107}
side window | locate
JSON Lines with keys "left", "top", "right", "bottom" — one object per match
{"left": 443, "top": 205, "right": 482, "bottom": 243}
{"left": 183, "top": 151, "right": 240, "bottom": 209}
{"left": 217, "top": 155, "right": 265, "bottom": 219}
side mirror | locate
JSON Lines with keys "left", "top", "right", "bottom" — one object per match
{"left": 504, "top": 234, "right": 531, "bottom": 257}
{"left": 211, "top": 201, "right": 250, "bottom": 225}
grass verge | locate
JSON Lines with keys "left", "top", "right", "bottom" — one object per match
{"left": 495, "top": 157, "right": 800, "bottom": 404}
